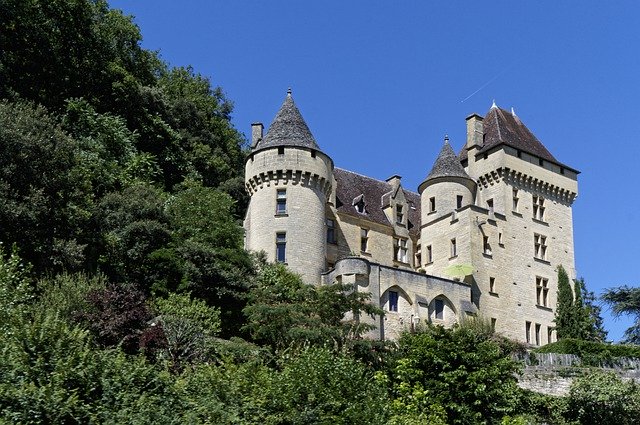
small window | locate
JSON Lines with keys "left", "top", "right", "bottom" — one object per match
{"left": 539, "top": 158, "right": 544, "bottom": 166}
{"left": 486, "top": 199, "right": 494, "bottom": 215}
{"left": 310, "top": 150, "right": 316, "bottom": 158}
{"left": 498, "top": 232, "right": 503, "bottom": 245}
{"left": 560, "top": 167, "right": 565, "bottom": 175}
{"left": 435, "top": 299, "right": 444, "bottom": 319}
{"left": 415, "top": 244, "right": 422, "bottom": 267}
{"left": 389, "top": 290, "right": 398, "bottom": 312}
{"left": 489, "top": 277, "right": 496, "bottom": 293}
{"left": 456, "top": 195, "right": 463, "bottom": 209}
{"left": 396, "top": 204, "right": 404, "bottom": 224}
{"left": 276, "top": 189, "right": 287, "bottom": 215}
{"left": 360, "top": 228, "right": 369, "bottom": 252}
{"left": 355, "top": 199, "right": 366, "bottom": 214}
{"left": 532, "top": 195, "right": 545, "bottom": 221}
{"left": 547, "top": 327, "right": 554, "bottom": 344}
{"left": 525, "top": 321, "right": 532, "bottom": 344}
{"left": 429, "top": 197, "right": 436, "bottom": 213}
{"left": 536, "top": 276, "right": 549, "bottom": 307}
{"left": 517, "top": 150, "right": 522, "bottom": 158}
{"left": 534, "top": 233, "right": 547, "bottom": 260}
{"left": 426, "top": 245, "right": 433, "bottom": 264}
{"left": 395, "top": 238, "right": 408, "bottom": 263}
{"left": 326, "top": 219, "right": 336, "bottom": 244}
{"left": 276, "top": 232, "right": 286, "bottom": 263}
{"left": 512, "top": 188, "right": 519, "bottom": 212}
{"left": 483, "top": 236, "right": 491, "bottom": 255}
{"left": 491, "top": 318, "right": 496, "bottom": 332}
{"left": 450, "top": 238, "right": 457, "bottom": 258}
{"left": 278, "top": 146, "right": 285, "bottom": 155}
{"left": 535, "top": 323, "right": 541, "bottom": 346}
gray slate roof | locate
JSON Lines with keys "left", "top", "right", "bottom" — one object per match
{"left": 459, "top": 105, "right": 576, "bottom": 172}
{"left": 334, "top": 168, "right": 421, "bottom": 236}
{"left": 254, "top": 91, "right": 321, "bottom": 151}
{"left": 425, "top": 140, "right": 472, "bottom": 181}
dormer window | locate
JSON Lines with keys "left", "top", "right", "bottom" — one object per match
{"left": 353, "top": 195, "right": 366, "bottom": 214}
{"left": 278, "top": 147, "right": 284, "bottom": 155}
{"left": 396, "top": 204, "right": 404, "bottom": 223}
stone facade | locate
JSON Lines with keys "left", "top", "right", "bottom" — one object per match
{"left": 244, "top": 92, "right": 579, "bottom": 344}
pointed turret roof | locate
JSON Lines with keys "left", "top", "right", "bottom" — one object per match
{"left": 425, "top": 137, "right": 472, "bottom": 182}
{"left": 459, "top": 104, "right": 577, "bottom": 173}
{"left": 254, "top": 89, "right": 321, "bottom": 151}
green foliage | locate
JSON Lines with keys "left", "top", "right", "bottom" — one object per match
{"left": 388, "top": 324, "right": 522, "bottom": 425}
{"left": 535, "top": 338, "right": 640, "bottom": 366}
{"left": 0, "top": 100, "right": 91, "bottom": 272}
{"left": 153, "top": 292, "right": 221, "bottom": 368}
{"left": 555, "top": 266, "right": 604, "bottom": 341}
{"left": 602, "top": 285, "right": 640, "bottom": 344}
{"left": 36, "top": 272, "right": 108, "bottom": 321}
{"left": 264, "top": 348, "right": 388, "bottom": 424}
{"left": 0, "top": 244, "right": 33, "bottom": 325}
{"left": 565, "top": 370, "right": 640, "bottom": 424}
{"left": 243, "top": 262, "right": 382, "bottom": 354}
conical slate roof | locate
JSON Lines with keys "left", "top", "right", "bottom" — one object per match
{"left": 425, "top": 138, "right": 472, "bottom": 181}
{"left": 254, "top": 90, "right": 321, "bottom": 151}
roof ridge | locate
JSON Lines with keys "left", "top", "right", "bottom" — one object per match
{"left": 335, "top": 167, "right": 420, "bottom": 196}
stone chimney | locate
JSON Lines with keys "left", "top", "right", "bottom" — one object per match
{"left": 465, "top": 113, "right": 484, "bottom": 150}
{"left": 251, "top": 122, "right": 263, "bottom": 148}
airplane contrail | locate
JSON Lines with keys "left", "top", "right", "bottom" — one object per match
{"left": 460, "top": 67, "right": 510, "bottom": 103}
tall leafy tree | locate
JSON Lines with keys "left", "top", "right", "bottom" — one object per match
{"left": 603, "top": 285, "right": 640, "bottom": 344}
{"left": 555, "top": 265, "right": 576, "bottom": 339}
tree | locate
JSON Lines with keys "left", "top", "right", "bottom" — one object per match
{"left": 565, "top": 370, "right": 640, "bottom": 424}
{"left": 555, "top": 266, "right": 605, "bottom": 341}
{"left": 388, "top": 324, "right": 522, "bottom": 424}
{"left": 152, "top": 292, "right": 221, "bottom": 368}
{"left": 243, "top": 263, "right": 382, "bottom": 354}
{"left": 602, "top": 285, "right": 640, "bottom": 344}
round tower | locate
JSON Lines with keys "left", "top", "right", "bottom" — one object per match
{"left": 418, "top": 137, "right": 476, "bottom": 243}
{"left": 244, "top": 90, "right": 333, "bottom": 284}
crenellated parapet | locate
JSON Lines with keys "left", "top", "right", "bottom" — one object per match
{"left": 245, "top": 167, "right": 333, "bottom": 198}
{"left": 476, "top": 167, "right": 577, "bottom": 205}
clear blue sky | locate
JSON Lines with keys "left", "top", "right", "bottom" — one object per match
{"left": 110, "top": 0, "right": 640, "bottom": 342}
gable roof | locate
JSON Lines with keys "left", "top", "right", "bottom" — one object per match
{"left": 253, "top": 90, "right": 321, "bottom": 151}
{"left": 459, "top": 105, "right": 576, "bottom": 172}
{"left": 425, "top": 139, "right": 472, "bottom": 182}
{"left": 333, "top": 168, "right": 421, "bottom": 235}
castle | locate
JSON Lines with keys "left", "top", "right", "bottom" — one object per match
{"left": 244, "top": 90, "right": 579, "bottom": 344}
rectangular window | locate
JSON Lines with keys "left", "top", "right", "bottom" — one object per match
{"left": 456, "top": 195, "right": 463, "bottom": 209}
{"left": 487, "top": 198, "right": 494, "bottom": 215}
{"left": 360, "top": 228, "right": 369, "bottom": 252}
{"left": 429, "top": 197, "right": 436, "bottom": 213}
{"left": 326, "top": 219, "right": 336, "bottom": 244}
{"left": 389, "top": 290, "right": 398, "bottom": 312}
{"left": 278, "top": 146, "right": 285, "bottom": 155}
{"left": 533, "top": 195, "right": 545, "bottom": 221}
{"left": 512, "top": 188, "right": 519, "bottom": 211}
{"left": 498, "top": 232, "right": 503, "bottom": 245}
{"left": 396, "top": 204, "right": 404, "bottom": 223}
{"left": 547, "top": 327, "right": 554, "bottom": 344}
{"left": 535, "top": 323, "right": 541, "bottom": 346}
{"left": 489, "top": 277, "right": 496, "bottom": 293}
{"left": 435, "top": 299, "right": 444, "bottom": 319}
{"left": 426, "top": 245, "right": 433, "bottom": 264}
{"left": 534, "top": 234, "right": 548, "bottom": 260}
{"left": 276, "top": 232, "right": 286, "bottom": 263}
{"left": 450, "top": 238, "right": 457, "bottom": 258}
{"left": 526, "top": 321, "right": 532, "bottom": 344}
{"left": 276, "top": 189, "right": 287, "bottom": 215}
{"left": 395, "top": 238, "right": 408, "bottom": 263}
{"left": 536, "top": 276, "right": 549, "bottom": 307}
{"left": 491, "top": 318, "right": 496, "bottom": 332}
{"left": 415, "top": 244, "right": 422, "bottom": 267}
{"left": 483, "top": 236, "right": 491, "bottom": 255}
